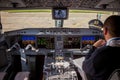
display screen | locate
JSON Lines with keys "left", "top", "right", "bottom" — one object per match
{"left": 81, "top": 36, "right": 96, "bottom": 47}
{"left": 21, "top": 36, "right": 36, "bottom": 47}
{"left": 22, "top": 36, "right": 36, "bottom": 40}
{"left": 52, "top": 7, "right": 68, "bottom": 20}
{"left": 64, "top": 37, "right": 80, "bottom": 49}
{"left": 37, "top": 37, "right": 54, "bottom": 49}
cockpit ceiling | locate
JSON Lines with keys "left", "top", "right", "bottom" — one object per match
{"left": 0, "top": 0, "right": 120, "bottom": 11}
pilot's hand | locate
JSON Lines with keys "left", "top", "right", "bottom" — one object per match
{"left": 93, "top": 39, "right": 106, "bottom": 48}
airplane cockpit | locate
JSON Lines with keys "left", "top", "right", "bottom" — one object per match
{"left": 0, "top": 0, "right": 120, "bottom": 80}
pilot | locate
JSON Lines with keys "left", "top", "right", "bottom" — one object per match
{"left": 82, "top": 15, "right": 120, "bottom": 80}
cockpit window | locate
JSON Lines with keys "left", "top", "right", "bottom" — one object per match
{"left": 0, "top": 10, "right": 116, "bottom": 32}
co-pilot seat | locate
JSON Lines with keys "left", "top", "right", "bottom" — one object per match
{"left": 14, "top": 72, "right": 30, "bottom": 80}
{"left": 0, "top": 72, "right": 7, "bottom": 80}
{"left": 25, "top": 48, "right": 45, "bottom": 80}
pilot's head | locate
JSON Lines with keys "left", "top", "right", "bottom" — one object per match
{"left": 103, "top": 15, "right": 120, "bottom": 40}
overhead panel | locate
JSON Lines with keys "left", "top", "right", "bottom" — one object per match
{"left": 0, "top": 0, "right": 101, "bottom": 9}
{"left": 0, "top": 0, "right": 120, "bottom": 11}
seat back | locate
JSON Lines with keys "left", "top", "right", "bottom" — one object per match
{"left": 108, "top": 69, "right": 120, "bottom": 80}
{"left": 14, "top": 72, "right": 30, "bottom": 80}
{"left": 0, "top": 72, "right": 7, "bottom": 80}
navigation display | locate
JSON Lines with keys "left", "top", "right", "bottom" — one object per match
{"left": 21, "top": 36, "right": 36, "bottom": 47}
{"left": 64, "top": 37, "right": 80, "bottom": 49}
{"left": 37, "top": 37, "right": 54, "bottom": 49}
{"left": 81, "top": 36, "right": 96, "bottom": 47}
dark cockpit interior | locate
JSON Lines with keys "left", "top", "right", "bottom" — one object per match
{"left": 0, "top": 0, "right": 120, "bottom": 80}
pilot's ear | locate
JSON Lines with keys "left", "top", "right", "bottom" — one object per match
{"left": 103, "top": 27, "right": 107, "bottom": 35}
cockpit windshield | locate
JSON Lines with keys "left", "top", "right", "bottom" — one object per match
{"left": 0, "top": 9, "right": 115, "bottom": 32}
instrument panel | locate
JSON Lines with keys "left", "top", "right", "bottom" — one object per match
{"left": 2, "top": 27, "right": 103, "bottom": 80}
{"left": 4, "top": 28, "right": 102, "bottom": 56}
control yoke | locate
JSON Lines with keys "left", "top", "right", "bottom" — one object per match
{"left": 7, "top": 43, "right": 21, "bottom": 52}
